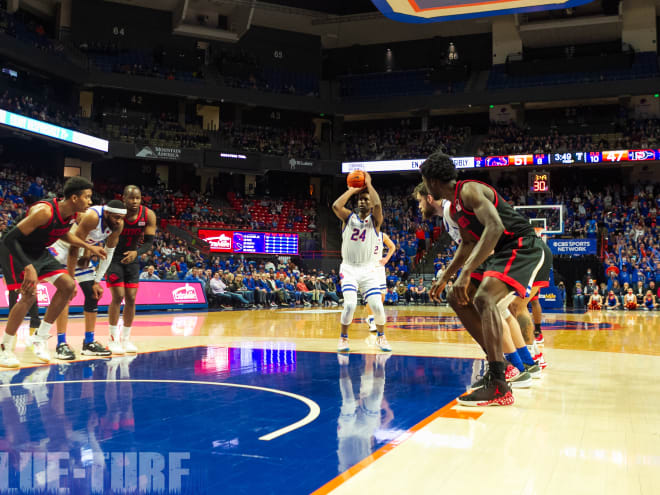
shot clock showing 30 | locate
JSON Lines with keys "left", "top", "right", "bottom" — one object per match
{"left": 529, "top": 172, "right": 550, "bottom": 193}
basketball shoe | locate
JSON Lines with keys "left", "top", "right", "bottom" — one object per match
{"left": 472, "top": 364, "right": 530, "bottom": 389}
{"left": 0, "top": 341, "right": 19, "bottom": 368}
{"left": 534, "top": 352, "right": 548, "bottom": 369}
{"left": 524, "top": 362, "right": 542, "bottom": 378}
{"left": 458, "top": 372, "right": 514, "bottom": 407}
{"left": 337, "top": 337, "right": 349, "bottom": 353}
{"left": 376, "top": 335, "right": 391, "bottom": 352}
{"left": 82, "top": 341, "right": 112, "bottom": 357}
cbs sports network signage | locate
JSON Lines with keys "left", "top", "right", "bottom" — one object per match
{"left": 341, "top": 149, "right": 660, "bottom": 173}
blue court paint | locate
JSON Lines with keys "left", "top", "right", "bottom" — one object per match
{"left": 0, "top": 347, "right": 478, "bottom": 494}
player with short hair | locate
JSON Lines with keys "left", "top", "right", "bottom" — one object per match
{"left": 106, "top": 186, "right": 157, "bottom": 354}
{"left": 421, "top": 152, "right": 551, "bottom": 406}
{"left": 333, "top": 172, "right": 391, "bottom": 353}
{"left": 0, "top": 177, "right": 106, "bottom": 367}
{"left": 414, "top": 182, "right": 536, "bottom": 389}
{"left": 49, "top": 199, "right": 127, "bottom": 359}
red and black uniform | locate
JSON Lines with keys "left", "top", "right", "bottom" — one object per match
{"left": 451, "top": 180, "right": 553, "bottom": 297}
{"left": 106, "top": 205, "right": 148, "bottom": 288}
{"left": 0, "top": 198, "right": 75, "bottom": 290}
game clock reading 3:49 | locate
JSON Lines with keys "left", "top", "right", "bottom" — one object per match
{"left": 528, "top": 172, "right": 550, "bottom": 193}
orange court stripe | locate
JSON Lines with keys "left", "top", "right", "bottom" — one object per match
{"left": 311, "top": 399, "right": 482, "bottom": 494}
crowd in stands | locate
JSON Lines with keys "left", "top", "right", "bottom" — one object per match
{"left": 478, "top": 124, "right": 599, "bottom": 155}
{"left": 0, "top": 7, "right": 64, "bottom": 56}
{"left": 102, "top": 112, "right": 211, "bottom": 149}
{"left": 80, "top": 41, "right": 204, "bottom": 83}
{"left": 0, "top": 88, "right": 82, "bottom": 130}
{"left": 216, "top": 48, "right": 319, "bottom": 97}
{"left": 344, "top": 125, "right": 469, "bottom": 161}
{"left": 478, "top": 119, "right": 660, "bottom": 156}
{"left": 219, "top": 122, "right": 320, "bottom": 159}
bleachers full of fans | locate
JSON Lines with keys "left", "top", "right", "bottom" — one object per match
{"left": 219, "top": 122, "right": 320, "bottom": 159}
{"left": 344, "top": 125, "right": 470, "bottom": 161}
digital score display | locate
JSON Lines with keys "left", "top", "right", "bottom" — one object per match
{"left": 198, "top": 229, "right": 299, "bottom": 255}
{"left": 342, "top": 149, "right": 660, "bottom": 173}
{"left": 529, "top": 172, "right": 550, "bottom": 193}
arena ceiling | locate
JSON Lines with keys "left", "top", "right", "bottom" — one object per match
{"left": 19, "top": 0, "right": 653, "bottom": 49}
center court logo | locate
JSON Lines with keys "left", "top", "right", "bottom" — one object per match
{"left": 205, "top": 234, "right": 232, "bottom": 250}
{"left": 172, "top": 284, "right": 198, "bottom": 303}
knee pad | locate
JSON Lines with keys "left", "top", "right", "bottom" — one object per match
{"left": 79, "top": 281, "right": 99, "bottom": 313}
{"left": 365, "top": 293, "right": 386, "bottom": 326}
{"left": 340, "top": 290, "right": 358, "bottom": 326}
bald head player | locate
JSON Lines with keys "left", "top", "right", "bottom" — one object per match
{"left": 105, "top": 185, "right": 157, "bottom": 354}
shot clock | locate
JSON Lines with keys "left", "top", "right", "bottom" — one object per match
{"left": 529, "top": 172, "right": 550, "bottom": 193}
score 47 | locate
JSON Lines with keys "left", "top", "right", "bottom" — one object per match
{"left": 603, "top": 150, "right": 628, "bottom": 162}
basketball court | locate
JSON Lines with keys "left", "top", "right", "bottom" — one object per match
{"left": 1, "top": 304, "right": 658, "bottom": 494}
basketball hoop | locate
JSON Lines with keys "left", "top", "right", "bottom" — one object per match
{"left": 534, "top": 227, "right": 547, "bottom": 242}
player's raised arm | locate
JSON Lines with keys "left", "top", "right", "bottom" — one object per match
{"left": 363, "top": 172, "right": 383, "bottom": 229}
{"left": 459, "top": 182, "right": 504, "bottom": 277}
{"left": 332, "top": 187, "right": 362, "bottom": 224}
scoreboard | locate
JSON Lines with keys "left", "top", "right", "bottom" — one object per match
{"left": 343, "top": 148, "right": 660, "bottom": 173}
{"left": 198, "top": 229, "right": 299, "bottom": 255}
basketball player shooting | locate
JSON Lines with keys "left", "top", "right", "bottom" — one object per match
{"left": 332, "top": 172, "right": 391, "bottom": 353}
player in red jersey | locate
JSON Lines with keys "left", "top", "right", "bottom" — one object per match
{"left": 105, "top": 186, "right": 157, "bottom": 354}
{"left": 421, "top": 152, "right": 551, "bottom": 406}
{"left": 0, "top": 177, "right": 106, "bottom": 367}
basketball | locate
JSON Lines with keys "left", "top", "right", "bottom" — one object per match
{"left": 347, "top": 170, "right": 366, "bottom": 188}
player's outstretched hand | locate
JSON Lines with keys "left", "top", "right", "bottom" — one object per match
{"left": 451, "top": 273, "right": 470, "bottom": 306}
{"left": 21, "top": 265, "right": 38, "bottom": 296}
{"left": 121, "top": 250, "right": 137, "bottom": 264}
{"left": 92, "top": 282, "right": 103, "bottom": 300}
{"left": 348, "top": 187, "right": 364, "bottom": 195}
{"left": 88, "top": 245, "right": 107, "bottom": 260}
{"left": 429, "top": 279, "right": 446, "bottom": 303}
{"left": 364, "top": 171, "right": 372, "bottom": 187}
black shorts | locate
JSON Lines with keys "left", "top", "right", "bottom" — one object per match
{"left": 106, "top": 260, "right": 140, "bottom": 289}
{"left": 531, "top": 240, "right": 553, "bottom": 291}
{"left": 480, "top": 235, "right": 551, "bottom": 298}
{"left": 0, "top": 243, "right": 68, "bottom": 290}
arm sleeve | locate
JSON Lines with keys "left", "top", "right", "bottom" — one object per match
{"left": 2, "top": 227, "right": 33, "bottom": 267}
{"left": 94, "top": 247, "right": 115, "bottom": 283}
{"left": 137, "top": 234, "right": 155, "bottom": 256}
